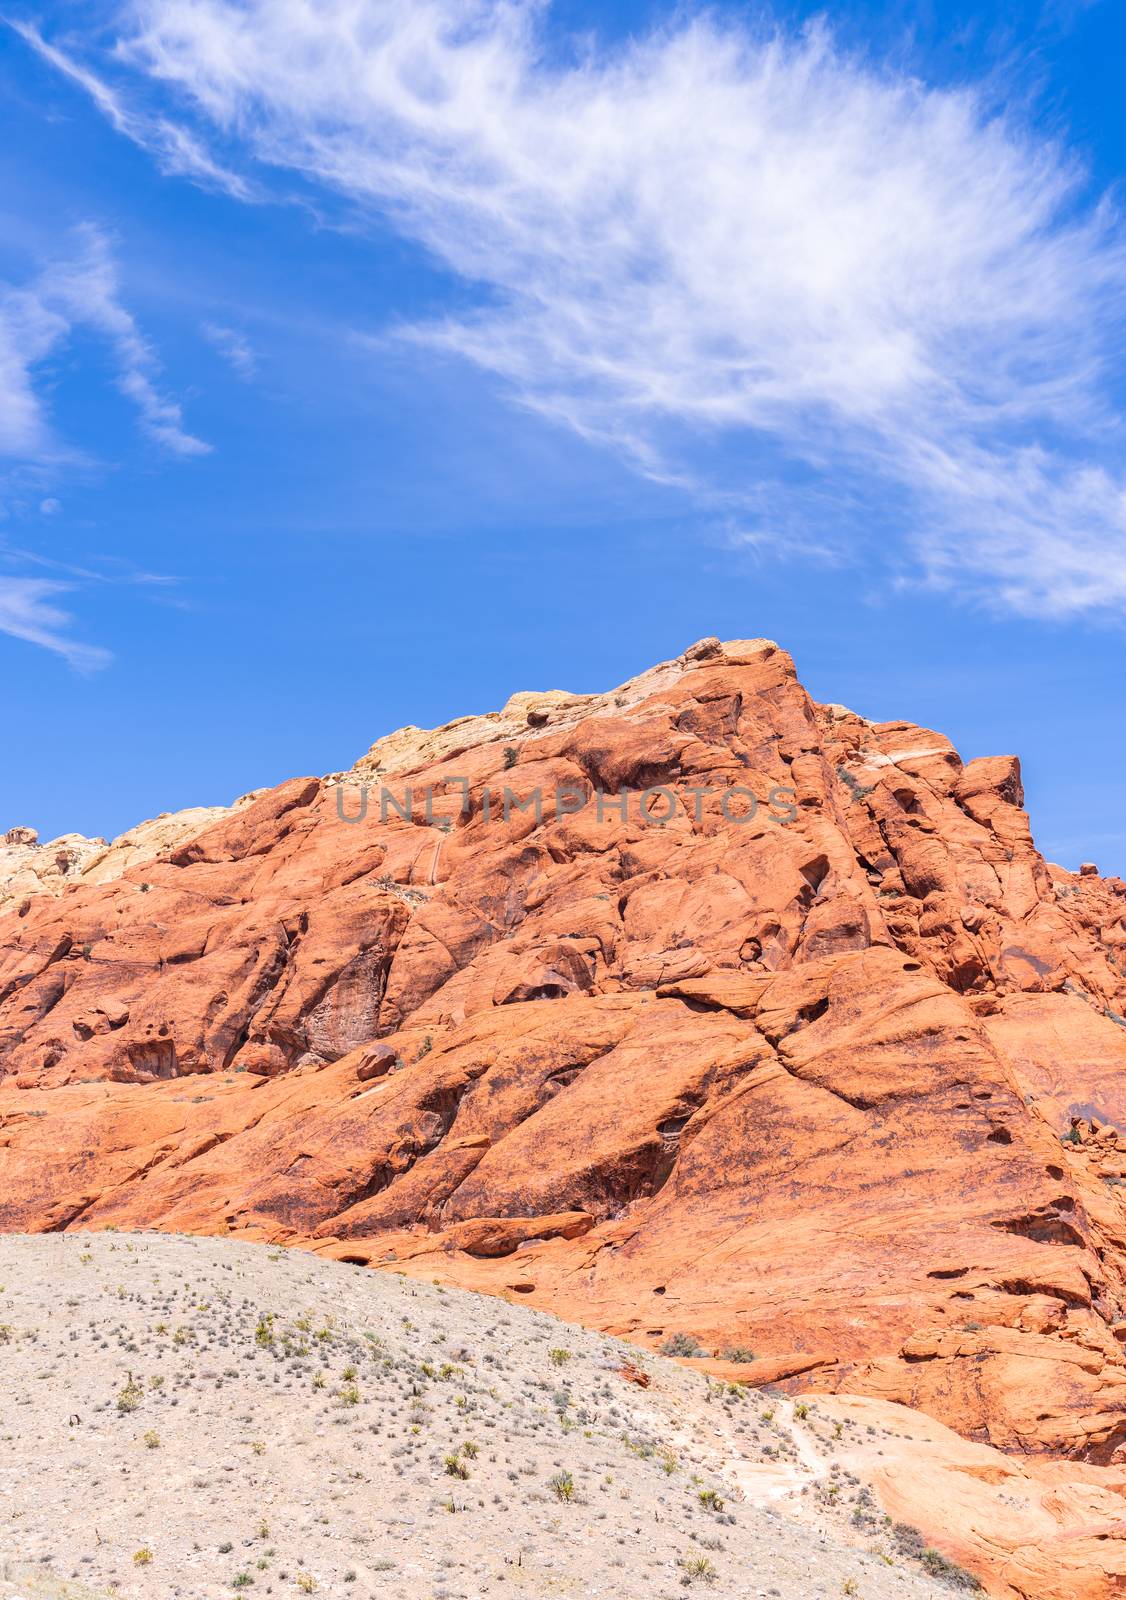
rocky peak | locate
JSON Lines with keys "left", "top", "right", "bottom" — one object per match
{"left": 2, "top": 637, "right": 1126, "bottom": 1595}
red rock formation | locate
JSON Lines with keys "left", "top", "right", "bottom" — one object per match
{"left": 4, "top": 635, "right": 1126, "bottom": 1583}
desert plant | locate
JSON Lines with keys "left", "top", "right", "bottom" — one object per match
{"left": 892, "top": 1524, "right": 980, "bottom": 1590}
{"left": 117, "top": 1374, "right": 144, "bottom": 1413}
{"left": 660, "top": 1332, "right": 705, "bottom": 1357}
{"left": 679, "top": 1554, "right": 716, "bottom": 1582}
{"left": 921, "top": 1549, "right": 980, "bottom": 1590}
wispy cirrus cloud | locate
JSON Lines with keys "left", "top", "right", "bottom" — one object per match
{"left": 0, "top": 281, "right": 67, "bottom": 459}
{"left": 202, "top": 320, "right": 257, "bottom": 379}
{"left": 11, "top": 18, "right": 254, "bottom": 199}
{"left": 40, "top": 224, "right": 212, "bottom": 458}
{"left": 0, "top": 575, "right": 111, "bottom": 670}
{"left": 24, "top": 0, "right": 1126, "bottom": 616}
{"left": 0, "top": 224, "right": 207, "bottom": 664}
{"left": 0, "top": 223, "right": 209, "bottom": 463}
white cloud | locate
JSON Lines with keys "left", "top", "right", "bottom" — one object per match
{"left": 37, "top": 225, "right": 211, "bottom": 457}
{"left": 33, "top": 2, "right": 1126, "bottom": 613}
{"left": 0, "top": 284, "right": 68, "bottom": 457}
{"left": 0, "top": 577, "right": 111, "bottom": 670}
{"left": 202, "top": 320, "right": 257, "bottom": 378}
{"left": 0, "top": 226, "right": 209, "bottom": 664}
{"left": 0, "top": 225, "right": 210, "bottom": 461}
{"left": 11, "top": 19, "right": 255, "bottom": 200}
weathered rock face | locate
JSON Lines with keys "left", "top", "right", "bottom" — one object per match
{"left": 0, "top": 799, "right": 255, "bottom": 917}
{"left": 4, "top": 636, "right": 1126, "bottom": 1496}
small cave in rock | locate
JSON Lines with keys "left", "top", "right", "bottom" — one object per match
{"left": 658, "top": 1115, "right": 690, "bottom": 1141}
{"left": 799, "top": 855, "right": 830, "bottom": 894}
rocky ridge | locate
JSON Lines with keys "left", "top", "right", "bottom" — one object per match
{"left": 0, "top": 798, "right": 256, "bottom": 917}
{"left": 3, "top": 636, "right": 1126, "bottom": 1595}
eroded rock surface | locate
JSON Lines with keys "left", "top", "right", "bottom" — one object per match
{"left": 4, "top": 636, "right": 1126, "bottom": 1523}
{"left": 0, "top": 798, "right": 257, "bottom": 917}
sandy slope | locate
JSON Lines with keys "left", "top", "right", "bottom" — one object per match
{"left": 0, "top": 1233, "right": 955, "bottom": 1600}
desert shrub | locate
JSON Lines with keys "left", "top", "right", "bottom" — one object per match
{"left": 116, "top": 1375, "right": 144, "bottom": 1413}
{"left": 893, "top": 1525, "right": 980, "bottom": 1591}
{"left": 660, "top": 1333, "right": 705, "bottom": 1357}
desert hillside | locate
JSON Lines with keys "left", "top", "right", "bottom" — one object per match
{"left": 0, "top": 1231, "right": 960, "bottom": 1600}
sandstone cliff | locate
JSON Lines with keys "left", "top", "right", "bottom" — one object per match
{"left": 0, "top": 797, "right": 256, "bottom": 915}
{"left": 3, "top": 636, "right": 1126, "bottom": 1594}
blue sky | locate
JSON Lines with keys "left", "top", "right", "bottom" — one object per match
{"left": 1, "top": 0, "right": 1124, "bottom": 873}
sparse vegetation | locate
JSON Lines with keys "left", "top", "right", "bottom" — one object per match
{"left": 116, "top": 1373, "right": 144, "bottom": 1413}
{"left": 0, "top": 1233, "right": 957, "bottom": 1600}
{"left": 660, "top": 1332, "right": 706, "bottom": 1357}
{"left": 893, "top": 1523, "right": 981, "bottom": 1590}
